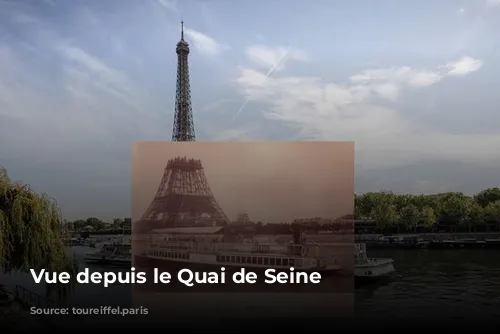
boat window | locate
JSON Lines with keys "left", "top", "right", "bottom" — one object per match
{"left": 276, "top": 258, "right": 282, "bottom": 266}
{"left": 270, "top": 258, "right": 275, "bottom": 266}
{"left": 216, "top": 255, "right": 220, "bottom": 262}
{"left": 236, "top": 256, "right": 241, "bottom": 263}
{"left": 282, "top": 258, "right": 289, "bottom": 266}
{"left": 258, "top": 257, "right": 263, "bottom": 265}
{"left": 246, "top": 257, "right": 252, "bottom": 263}
{"left": 264, "top": 257, "right": 269, "bottom": 265}
{"left": 241, "top": 257, "right": 246, "bottom": 264}
{"left": 231, "top": 256, "right": 235, "bottom": 263}
{"left": 252, "top": 257, "right": 258, "bottom": 264}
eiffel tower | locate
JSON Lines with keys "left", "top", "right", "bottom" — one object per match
{"left": 137, "top": 22, "right": 229, "bottom": 232}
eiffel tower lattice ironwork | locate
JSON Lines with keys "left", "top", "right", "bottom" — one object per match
{"left": 172, "top": 21, "right": 195, "bottom": 142}
{"left": 138, "top": 22, "right": 229, "bottom": 231}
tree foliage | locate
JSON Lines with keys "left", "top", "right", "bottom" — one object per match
{"left": 0, "top": 167, "right": 76, "bottom": 298}
{"left": 66, "top": 217, "right": 131, "bottom": 232}
{"left": 355, "top": 188, "right": 500, "bottom": 233}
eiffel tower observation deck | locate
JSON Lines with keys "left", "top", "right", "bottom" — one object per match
{"left": 137, "top": 23, "right": 229, "bottom": 232}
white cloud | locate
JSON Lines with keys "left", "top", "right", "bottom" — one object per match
{"left": 157, "top": 0, "right": 178, "bottom": 12}
{"left": 235, "top": 47, "right": 495, "bottom": 168}
{"left": 183, "top": 27, "right": 226, "bottom": 56}
{"left": 245, "top": 45, "right": 309, "bottom": 72}
{"left": 349, "top": 66, "right": 443, "bottom": 100}
{"left": 0, "top": 44, "right": 163, "bottom": 164}
{"left": 212, "top": 125, "right": 260, "bottom": 140}
{"left": 60, "top": 46, "right": 139, "bottom": 111}
{"left": 486, "top": 0, "right": 500, "bottom": 7}
{"left": 443, "top": 56, "right": 483, "bottom": 76}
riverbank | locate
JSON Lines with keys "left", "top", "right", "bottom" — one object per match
{"left": 356, "top": 232, "right": 500, "bottom": 241}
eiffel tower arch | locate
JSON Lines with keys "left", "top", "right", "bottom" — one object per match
{"left": 136, "top": 23, "right": 229, "bottom": 233}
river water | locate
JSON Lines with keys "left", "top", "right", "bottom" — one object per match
{"left": 357, "top": 249, "right": 500, "bottom": 318}
{"left": 2, "top": 243, "right": 500, "bottom": 319}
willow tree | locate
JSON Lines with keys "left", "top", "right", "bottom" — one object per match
{"left": 0, "top": 167, "right": 76, "bottom": 300}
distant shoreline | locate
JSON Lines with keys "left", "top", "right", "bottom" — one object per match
{"left": 73, "top": 230, "right": 500, "bottom": 239}
{"left": 356, "top": 232, "right": 500, "bottom": 241}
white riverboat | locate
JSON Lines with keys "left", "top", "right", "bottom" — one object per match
{"left": 135, "top": 226, "right": 342, "bottom": 274}
{"left": 354, "top": 243, "right": 395, "bottom": 282}
{"left": 84, "top": 238, "right": 132, "bottom": 266}
{"left": 134, "top": 226, "right": 396, "bottom": 283}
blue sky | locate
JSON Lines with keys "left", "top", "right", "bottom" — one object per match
{"left": 1, "top": 0, "right": 500, "bottom": 220}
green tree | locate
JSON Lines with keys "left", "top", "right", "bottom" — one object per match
{"left": 372, "top": 202, "right": 399, "bottom": 230}
{"left": 0, "top": 167, "right": 75, "bottom": 297}
{"left": 353, "top": 190, "right": 500, "bottom": 233}
{"left": 355, "top": 192, "right": 384, "bottom": 219}
{"left": 485, "top": 200, "right": 500, "bottom": 223}
{"left": 439, "top": 192, "right": 473, "bottom": 231}
{"left": 400, "top": 204, "right": 420, "bottom": 232}
{"left": 71, "top": 219, "right": 86, "bottom": 230}
{"left": 122, "top": 217, "right": 132, "bottom": 228}
{"left": 85, "top": 217, "right": 106, "bottom": 231}
{"left": 421, "top": 206, "right": 436, "bottom": 230}
{"left": 112, "top": 218, "right": 123, "bottom": 229}
{"left": 468, "top": 202, "right": 486, "bottom": 231}
{"left": 474, "top": 188, "right": 500, "bottom": 208}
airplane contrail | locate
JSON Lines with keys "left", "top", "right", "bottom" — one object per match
{"left": 231, "top": 45, "right": 292, "bottom": 122}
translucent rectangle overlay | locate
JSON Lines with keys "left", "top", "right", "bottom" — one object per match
{"left": 132, "top": 141, "right": 354, "bottom": 316}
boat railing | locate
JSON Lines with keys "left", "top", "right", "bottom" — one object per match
{"left": 148, "top": 241, "right": 313, "bottom": 257}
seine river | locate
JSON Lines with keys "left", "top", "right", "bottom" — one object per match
{"left": 2, "top": 240, "right": 500, "bottom": 319}
{"left": 357, "top": 249, "right": 500, "bottom": 318}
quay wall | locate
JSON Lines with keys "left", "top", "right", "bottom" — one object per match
{"left": 355, "top": 233, "right": 500, "bottom": 242}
